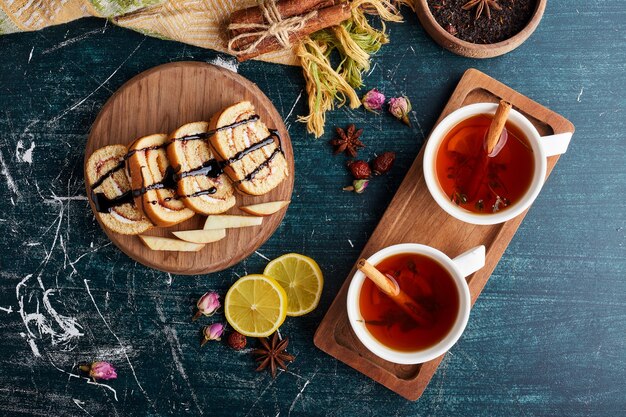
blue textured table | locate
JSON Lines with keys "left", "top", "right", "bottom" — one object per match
{"left": 1, "top": 1, "right": 625, "bottom": 416}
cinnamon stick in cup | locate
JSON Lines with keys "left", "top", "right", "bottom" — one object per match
{"left": 357, "top": 258, "right": 433, "bottom": 327}
{"left": 466, "top": 100, "right": 512, "bottom": 200}
{"left": 485, "top": 100, "right": 512, "bottom": 155}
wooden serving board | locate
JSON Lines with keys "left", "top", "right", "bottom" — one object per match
{"left": 85, "top": 62, "right": 294, "bottom": 275}
{"left": 313, "top": 69, "right": 575, "bottom": 400}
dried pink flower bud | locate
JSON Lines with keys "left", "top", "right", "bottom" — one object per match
{"left": 193, "top": 291, "right": 220, "bottom": 321}
{"left": 80, "top": 361, "right": 117, "bottom": 381}
{"left": 361, "top": 88, "right": 385, "bottom": 113}
{"left": 353, "top": 179, "right": 369, "bottom": 194}
{"left": 388, "top": 96, "right": 412, "bottom": 126}
{"left": 343, "top": 179, "right": 369, "bottom": 194}
{"left": 201, "top": 323, "right": 224, "bottom": 346}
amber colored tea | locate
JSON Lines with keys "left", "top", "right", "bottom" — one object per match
{"left": 358, "top": 253, "right": 459, "bottom": 352}
{"left": 435, "top": 114, "right": 535, "bottom": 214}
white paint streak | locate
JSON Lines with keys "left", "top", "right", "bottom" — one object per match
{"left": 415, "top": 118, "right": 425, "bottom": 140}
{"left": 284, "top": 90, "right": 303, "bottom": 122}
{"left": 255, "top": 251, "right": 271, "bottom": 261}
{"left": 366, "top": 62, "right": 378, "bottom": 77}
{"left": 287, "top": 371, "right": 316, "bottom": 416}
{"left": 0, "top": 305, "right": 13, "bottom": 314}
{"left": 244, "top": 377, "right": 279, "bottom": 417}
{"left": 47, "top": 38, "right": 145, "bottom": 125}
{"left": 43, "top": 289, "right": 83, "bottom": 339}
{"left": 42, "top": 28, "right": 103, "bottom": 54}
{"left": 43, "top": 194, "right": 88, "bottom": 205}
{"left": 68, "top": 242, "right": 111, "bottom": 268}
{"left": 0, "top": 150, "right": 21, "bottom": 198}
{"left": 577, "top": 87, "right": 584, "bottom": 102}
{"left": 16, "top": 140, "right": 36, "bottom": 164}
{"left": 72, "top": 398, "right": 94, "bottom": 416}
{"left": 207, "top": 56, "right": 239, "bottom": 73}
{"left": 16, "top": 274, "right": 84, "bottom": 356}
{"left": 348, "top": 239, "right": 354, "bottom": 248}
{"left": 84, "top": 279, "right": 152, "bottom": 404}
{"left": 155, "top": 302, "right": 204, "bottom": 415}
{"left": 28, "top": 338, "right": 41, "bottom": 357}
{"left": 28, "top": 46, "right": 34, "bottom": 62}
{"left": 89, "top": 344, "right": 135, "bottom": 362}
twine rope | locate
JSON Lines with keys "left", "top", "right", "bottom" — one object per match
{"left": 228, "top": 0, "right": 318, "bottom": 55}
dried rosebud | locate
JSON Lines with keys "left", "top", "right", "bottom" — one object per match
{"left": 388, "top": 96, "right": 412, "bottom": 126}
{"left": 193, "top": 291, "right": 220, "bottom": 321}
{"left": 347, "top": 160, "right": 371, "bottom": 179}
{"left": 361, "top": 88, "right": 385, "bottom": 113}
{"left": 371, "top": 152, "right": 396, "bottom": 175}
{"left": 79, "top": 361, "right": 117, "bottom": 381}
{"left": 227, "top": 331, "right": 247, "bottom": 351}
{"left": 201, "top": 323, "right": 224, "bottom": 346}
{"left": 343, "top": 179, "right": 369, "bottom": 194}
{"left": 353, "top": 179, "right": 369, "bottom": 194}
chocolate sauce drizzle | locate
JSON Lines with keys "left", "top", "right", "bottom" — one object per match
{"left": 233, "top": 129, "right": 284, "bottom": 184}
{"left": 169, "top": 115, "right": 260, "bottom": 144}
{"left": 235, "top": 148, "right": 282, "bottom": 184}
{"left": 91, "top": 190, "right": 133, "bottom": 213}
{"left": 132, "top": 166, "right": 178, "bottom": 198}
{"left": 171, "top": 129, "right": 280, "bottom": 181}
{"left": 227, "top": 133, "right": 277, "bottom": 164}
{"left": 91, "top": 160, "right": 125, "bottom": 190}
{"left": 145, "top": 187, "right": 217, "bottom": 205}
{"left": 123, "top": 144, "right": 166, "bottom": 160}
{"left": 174, "top": 158, "right": 223, "bottom": 181}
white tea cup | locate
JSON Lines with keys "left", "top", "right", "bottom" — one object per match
{"left": 347, "top": 243, "right": 485, "bottom": 365}
{"left": 423, "top": 103, "right": 572, "bottom": 225}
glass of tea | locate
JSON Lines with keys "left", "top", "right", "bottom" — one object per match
{"left": 347, "top": 244, "right": 485, "bottom": 364}
{"left": 423, "top": 103, "right": 572, "bottom": 225}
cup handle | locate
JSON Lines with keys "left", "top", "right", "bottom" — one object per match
{"left": 452, "top": 246, "right": 485, "bottom": 278}
{"left": 539, "top": 132, "right": 573, "bottom": 157}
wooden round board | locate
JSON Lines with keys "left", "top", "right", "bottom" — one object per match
{"left": 85, "top": 62, "right": 295, "bottom": 275}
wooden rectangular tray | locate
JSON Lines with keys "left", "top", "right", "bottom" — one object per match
{"left": 313, "top": 68, "right": 575, "bottom": 401}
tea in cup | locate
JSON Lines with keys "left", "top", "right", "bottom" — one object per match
{"left": 423, "top": 103, "right": 572, "bottom": 225}
{"left": 347, "top": 244, "right": 485, "bottom": 364}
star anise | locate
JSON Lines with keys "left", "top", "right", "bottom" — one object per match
{"left": 329, "top": 124, "right": 365, "bottom": 157}
{"left": 462, "top": 0, "right": 502, "bottom": 19}
{"left": 252, "top": 333, "right": 295, "bottom": 378}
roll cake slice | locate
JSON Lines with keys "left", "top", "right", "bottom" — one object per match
{"left": 86, "top": 145, "right": 153, "bottom": 235}
{"left": 166, "top": 122, "right": 237, "bottom": 214}
{"left": 126, "top": 133, "right": 195, "bottom": 227}
{"left": 208, "top": 101, "right": 289, "bottom": 195}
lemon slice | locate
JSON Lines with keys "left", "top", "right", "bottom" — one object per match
{"left": 264, "top": 253, "right": 324, "bottom": 316}
{"left": 447, "top": 126, "right": 484, "bottom": 155}
{"left": 225, "top": 274, "right": 287, "bottom": 337}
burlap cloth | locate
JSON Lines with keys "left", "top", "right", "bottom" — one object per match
{"left": 0, "top": 0, "right": 299, "bottom": 65}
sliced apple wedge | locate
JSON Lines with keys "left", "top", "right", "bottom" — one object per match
{"left": 139, "top": 235, "right": 205, "bottom": 252}
{"left": 172, "top": 229, "right": 226, "bottom": 244}
{"left": 204, "top": 215, "right": 263, "bottom": 230}
{"left": 240, "top": 200, "right": 290, "bottom": 216}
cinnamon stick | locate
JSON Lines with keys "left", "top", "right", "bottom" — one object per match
{"left": 466, "top": 100, "right": 512, "bottom": 200}
{"left": 230, "top": 3, "right": 352, "bottom": 62}
{"left": 357, "top": 259, "right": 432, "bottom": 327}
{"left": 229, "top": 0, "right": 337, "bottom": 38}
{"left": 485, "top": 100, "right": 512, "bottom": 154}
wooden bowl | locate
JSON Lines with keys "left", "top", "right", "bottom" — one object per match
{"left": 415, "top": 0, "right": 547, "bottom": 58}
